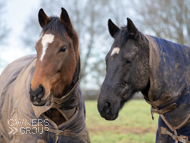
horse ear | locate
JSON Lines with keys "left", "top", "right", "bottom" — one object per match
{"left": 108, "top": 19, "right": 120, "bottom": 38}
{"left": 60, "top": 8, "right": 72, "bottom": 29}
{"left": 127, "top": 18, "right": 139, "bottom": 38}
{"left": 38, "top": 9, "right": 50, "bottom": 28}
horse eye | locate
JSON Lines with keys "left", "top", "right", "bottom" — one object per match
{"left": 59, "top": 46, "right": 67, "bottom": 53}
{"left": 126, "top": 59, "right": 132, "bottom": 64}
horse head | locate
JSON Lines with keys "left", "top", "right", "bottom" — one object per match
{"left": 29, "top": 8, "right": 79, "bottom": 106}
{"left": 98, "top": 18, "right": 150, "bottom": 120}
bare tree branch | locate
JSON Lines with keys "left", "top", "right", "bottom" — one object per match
{"left": 0, "top": 1, "right": 10, "bottom": 45}
{"left": 133, "top": 0, "right": 190, "bottom": 46}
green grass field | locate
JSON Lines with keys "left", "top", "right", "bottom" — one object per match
{"left": 85, "top": 100, "right": 159, "bottom": 143}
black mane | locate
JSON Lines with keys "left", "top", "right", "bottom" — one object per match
{"left": 114, "top": 26, "right": 129, "bottom": 47}
{"left": 41, "top": 16, "right": 67, "bottom": 38}
{"left": 115, "top": 26, "right": 148, "bottom": 48}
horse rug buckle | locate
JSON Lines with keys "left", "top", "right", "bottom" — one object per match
{"left": 160, "top": 127, "right": 190, "bottom": 143}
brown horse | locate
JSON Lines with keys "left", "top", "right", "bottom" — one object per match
{"left": 30, "top": 8, "right": 80, "bottom": 125}
{"left": 0, "top": 8, "right": 90, "bottom": 143}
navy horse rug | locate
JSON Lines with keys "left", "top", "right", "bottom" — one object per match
{"left": 146, "top": 35, "right": 190, "bottom": 143}
{"left": 0, "top": 55, "right": 90, "bottom": 143}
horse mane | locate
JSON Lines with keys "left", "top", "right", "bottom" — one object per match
{"left": 115, "top": 26, "right": 147, "bottom": 48}
{"left": 41, "top": 16, "right": 79, "bottom": 53}
{"left": 41, "top": 16, "right": 66, "bottom": 37}
{"left": 114, "top": 26, "right": 129, "bottom": 47}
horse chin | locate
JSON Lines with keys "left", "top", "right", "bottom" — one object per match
{"left": 105, "top": 114, "right": 118, "bottom": 121}
{"left": 100, "top": 111, "right": 119, "bottom": 121}
{"left": 31, "top": 99, "right": 46, "bottom": 106}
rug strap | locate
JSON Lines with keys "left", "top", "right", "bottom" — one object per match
{"left": 160, "top": 127, "right": 190, "bottom": 143}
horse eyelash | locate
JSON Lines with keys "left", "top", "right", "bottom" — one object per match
{"left": 126, "top": 59, "right": 132, "bottom": 64}
{"left": 58, "top": 46, "right": 67, "bottom": 53}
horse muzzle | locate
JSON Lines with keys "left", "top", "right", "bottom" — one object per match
{"left": 97, "top": 100, "right": 118, "bottom": 120}
{"left": 29, "top": 84, "right": 46, "bottom": 106}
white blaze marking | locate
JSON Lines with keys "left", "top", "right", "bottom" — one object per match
{"left": 111, "top": 47, "right": 120, "bottom": 56}
{"left": 40, "top": 34, "right": 54, "bottom": 61}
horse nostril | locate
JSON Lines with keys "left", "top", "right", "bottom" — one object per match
{"left": 38, "top": 84, "right": 45, "bottom": 98}
{"left": 105, "top": 101, "right": 111, "bottom": 114}
{"left": 105, "top": 102, "right": 110, "bottom": 108}
{"left": 29, "top": 84, "right": 45, "bottom": 102}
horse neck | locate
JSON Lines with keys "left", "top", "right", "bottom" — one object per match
{"left": 139, "top": 33, "right": 150, "bottom": 100}
{"left": 141, "top": 79, "right": 150, "bottom": 100}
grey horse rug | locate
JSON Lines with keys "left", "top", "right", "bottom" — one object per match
{"left": 0, "top": 55, "right": 90, "bottom": 143}
{"left": 145, "top": 35, "right": 190, "bottom": 143}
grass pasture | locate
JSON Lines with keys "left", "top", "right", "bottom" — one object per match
{"left": 85, "top": 100, "right": 159, "bottom": 143}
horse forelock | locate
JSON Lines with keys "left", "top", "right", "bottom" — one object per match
{"left": 41, "top": 17, "right": 78, "bottom": 42}
{"left": 114, "top": 26, "right": 129, "bottom": 47}
{"left": 41, "top": 17, "right": 66, "bottom": 38}
{"left": 114, "top": 26, "right": 147, "bottom": 49}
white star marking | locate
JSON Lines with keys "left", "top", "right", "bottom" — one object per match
{"left": 40, "top": 34, "right": 54, "bottom": 61}
{"left": 111, "top": 47, "right": 120, "bottom": 56}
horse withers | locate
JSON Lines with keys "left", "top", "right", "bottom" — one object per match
{"left": 0, "top": 8, "right": 90, "bottom": 143}
{"left": 98, "top": 18, "right": 190, "bottom": 143}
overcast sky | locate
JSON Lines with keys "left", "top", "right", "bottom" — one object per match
{"left": 0, "top": 0, "right": 40, "bottom": 73}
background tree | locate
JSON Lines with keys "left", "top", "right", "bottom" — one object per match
{"left": 0, "top": 1, "right": 10, "bottom": 45}
{"left": 132, "top": 0, "right": 190, "bottom": 45}
{"left": 0, "top": 0, "right": 10, "bottom": 69}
